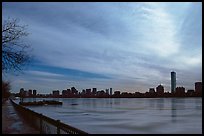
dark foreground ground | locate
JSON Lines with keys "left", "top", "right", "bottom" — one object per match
{"left": 2, "top": 100, "right": 39, "bottom": 134}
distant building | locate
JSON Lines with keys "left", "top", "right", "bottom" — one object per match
{"left": 92, "top": 88, "right": 97, "bottom": 95}
{"left": 171, "top": 71, "right": 176, "bottom": 93}
{"left": 110, "top": 88, "right": 113, "bottom": 95}
{"left": 134, "top": 92, "right": 142, "bottom": 97}
{"left": 195, "top": 82, "right": 202, "bottom": 95}
{"left": 187, "top": 89, "right": 194, "bottom": 93}
{"left": 156, "top": 84, "right": 164, "bottom": 96}
{"left": 82, "top": 89, "right": 86, "bottom": 95}
{"left": 96, "top": 90, "right": 106, "bottom": 97}
{"left": 175, "top": 87, "right": 185, "bottom": 96}
{"left": 19, "top": 88, "right": 24, "bottom": 96}
{"left": 121, "top": 92, "right": 129, "bottom": 97}
{"left": 28, "top": 89, "right": 32, "bottom": 96}
{"left": 67, "top": 89, "right": 71, "bottom": 94}
{"left": 71, "top": 87, "right": 78, "bottom": 95}
{"left": 19, "top": 88, "right": 25, "bottom": 102}
{"left": 33, "top": 90, "right": 37, "bottom": 96}
{"left": 53, "top": 90, "right": 60, "bottom": 97}
{"left": 19, "top": 88, "right": 28, "bottom": 97}
{"left": 114, "top": 91, "right": 121, "bottom": 96}
{"left": 86, "top": 89, "right": 91, "bottom": 95}
{"left": 187, "top": 89, "right": 194, "bottom": 96}
{"left": 24, "top": 90, "right": 29, "bottom": 97}
{"left": 149, "top": 88, "right": 155, "bottom": 93}
{"left": 62, "top": 90, "right": 68, "bottom": 97}
{"left": 105, "top": 89, "right": 109, "bottom": 95}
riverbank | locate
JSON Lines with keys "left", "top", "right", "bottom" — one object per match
{"left": 2, "top": 100, "right": 39, "bottom": 134}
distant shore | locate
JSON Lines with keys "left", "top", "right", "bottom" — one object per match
{"left": 16, "top": 95, "right": 202, "bottom": 99}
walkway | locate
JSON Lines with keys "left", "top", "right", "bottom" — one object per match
{"left": 2, "top": 100, "right": 40, "bottom": 134}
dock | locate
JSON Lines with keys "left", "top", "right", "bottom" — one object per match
{"left": 19, "top": 100, "right": 62, "bottom": 106}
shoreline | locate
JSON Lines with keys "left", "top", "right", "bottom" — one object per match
{"left": 2, "top": 100, "right": 39, "bottom": 134}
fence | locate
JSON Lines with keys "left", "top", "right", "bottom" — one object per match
{"left": 10, "top": 99, "right": 88, "bottom": 134}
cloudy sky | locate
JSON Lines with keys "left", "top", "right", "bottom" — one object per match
{"left": 2, "top": 2, "right": 202, "bottom": 94}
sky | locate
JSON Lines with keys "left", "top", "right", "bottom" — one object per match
{"left": 2, "top": 2, "right": 202, "bottom": 94}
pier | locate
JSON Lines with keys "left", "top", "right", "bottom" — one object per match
{"left": 19, "top": 100, "right": 63, "bottom": 106}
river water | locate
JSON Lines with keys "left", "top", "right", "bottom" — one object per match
{"left": 15, "top": 98, "right": 202, "bottom": 134}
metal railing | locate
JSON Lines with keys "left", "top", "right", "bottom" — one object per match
{"left": 10, "top": 99, "right": 88, "bottom": 134}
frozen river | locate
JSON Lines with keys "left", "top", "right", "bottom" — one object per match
{"left": 15, "top": 98, "right": 202, "bottom": 134}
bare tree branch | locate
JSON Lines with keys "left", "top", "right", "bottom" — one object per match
{"left": 2, "top": 18, "right": 31, "bottom": 73}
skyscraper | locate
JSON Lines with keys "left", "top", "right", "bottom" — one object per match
{"left": 171, "top": 71, "right": 176, "bottom": 93}
{"left": 33, "top": 90, "right": 37, "bottom": 96}
{"left": 195, "top": 82, "right": 202, "bottom": 95}
{"left": 105, "top": 89, "right": 109, "bottom": 95}
{"left": 110, "top": 88, "right": 112, "bottom": 95}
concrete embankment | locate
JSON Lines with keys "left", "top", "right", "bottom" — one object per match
{"left": 2, "top": 100, "right": 39, "bottom": 134}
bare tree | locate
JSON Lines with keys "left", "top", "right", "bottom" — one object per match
{"left": 2, "top": 18, "right": 31, "bottom": 73}
{"left": 2, "top": 80, "right": 11, "bottom": 101}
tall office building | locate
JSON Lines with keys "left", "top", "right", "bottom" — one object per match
{"left": 92, "top": 88, "right": 97, "bottom": 95}
{"left": 195, "top": 82, "right": 202, "bottom": 94}
{"left": 110, "top": 88, "right": 113, "bottom": 95}
{"left": 105, "top": 89, "right": 109, "bottom": 95}
{"left": 171, "top": 71, "right": 176, "bottom": 93}
{"left": 33, "top": 90, "right": 37, "bottom": 96}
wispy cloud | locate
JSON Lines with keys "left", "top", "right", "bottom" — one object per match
{"left": 26, "top": 70, "right": 64, "bottom": 77}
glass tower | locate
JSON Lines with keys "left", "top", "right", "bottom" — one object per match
{"left": 171, "top": 71, "right": 176, "bottom": 93}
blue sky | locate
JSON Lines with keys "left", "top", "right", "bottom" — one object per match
{"left": 2, "top": 2, "right": 202, "bottom": 94}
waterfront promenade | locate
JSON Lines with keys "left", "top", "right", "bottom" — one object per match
{"left": 2, "top": 100, "right": 39, "bottom": 134}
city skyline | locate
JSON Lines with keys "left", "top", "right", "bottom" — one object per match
{"left": 17, "top": 79, "right": 201, "bottom": 97}
{"left": 2, "top": 2, "right": 202, "bottom": 94}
